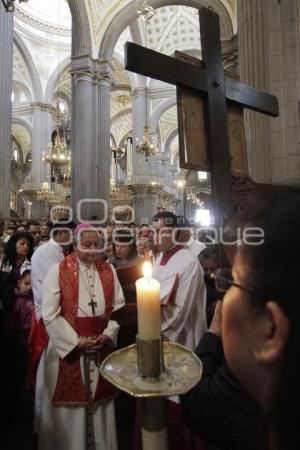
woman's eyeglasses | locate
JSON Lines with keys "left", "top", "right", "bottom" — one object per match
{"left": 211, "top": 268, "right": 265, "bottom": 299}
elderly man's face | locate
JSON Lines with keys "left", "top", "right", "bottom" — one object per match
{"left": 75, "top": 231, "right": 101, "bottom": 265}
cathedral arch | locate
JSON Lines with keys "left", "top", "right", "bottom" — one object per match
{"left": 44, "top": 57, "right": 71, "bottom": 104}
{"left": 99, "top": 0, "right": 234, "bottom": 61}
{"left": 11, "top": 117, "right": 33, "bottom": 138}
{"left": 14, "top": 32, "right": 43, "bottom": 102}
{"left": 12, "top": 80, "right": 33, "bottom": 105}
{"left": 66, "top": 0, "right": 92, "bottom": 57}
{"left": 149, "top": 96, "right": 176, "bottom": 133}
{"left": 164, "top": 128, "right": 178, "bottom": 160}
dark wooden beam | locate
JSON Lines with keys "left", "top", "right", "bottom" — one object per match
{"left": 125, "top": 42, "right": 279, "bottom": 117}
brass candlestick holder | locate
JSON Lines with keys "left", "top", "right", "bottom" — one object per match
{"left": 101, "top": 336, "right": 202, "bottom": 450}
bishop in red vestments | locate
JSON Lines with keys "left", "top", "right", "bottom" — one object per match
{"left": 38, "top": 226, "right": 124, "bottom": 450}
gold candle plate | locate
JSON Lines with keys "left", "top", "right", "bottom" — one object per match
{"left": 100, "top": 341, "right": 202, "bottom": 398}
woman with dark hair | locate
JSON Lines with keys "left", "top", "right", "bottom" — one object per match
{"left": 0, "top": 233, "right": 34, "bottom": 422}
{"left": 114, "top": 228, "right": 138, "bottom": 270}
{"left": 1, "top": 231, "right": 34, "bottom": 281}
{"left": 220, "top": 187, "right": 300, "bottom": 450}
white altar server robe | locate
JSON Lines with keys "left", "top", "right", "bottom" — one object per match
{"left": 152, "top": 248, "right": 207, "bottom": 352}
{"left": 31, "top": 238, "right": 65, "bottom": 432}
{"left": 31, "top": 238, "right": 65, "bottom": 320}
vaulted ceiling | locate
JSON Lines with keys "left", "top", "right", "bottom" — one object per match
{"left": 12, "top": 0, "right": 237, "bottom": 163}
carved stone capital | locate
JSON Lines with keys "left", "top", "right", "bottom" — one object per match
{"left": 131, "top": 87, "right": 146, "bottom": 99}
{"left": 71, "top": 57, "right": 114, "bottom": 86}
{"left": 128, "top": 183, "right": 162, "bottom": 195}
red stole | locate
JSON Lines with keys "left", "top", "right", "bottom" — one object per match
{"left": 52, "top": 252, "right": 116, "bottom": 406}
{"left": 28, "top": 312, "right": 49, "bottom": 389}
{"left": 160, "top": 245, "right": 185, "bottom": 266}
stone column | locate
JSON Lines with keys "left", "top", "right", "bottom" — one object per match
{"left": 0, "top": 7, "right": 13, "bottom": 218}
{"left": 126, "top": 136, "right": 133, "bottom": 179}
{"left": 111, "top": 154, "right": 117, "bottom": 184}
{"left": 31, "top": 103, "right": 52, "bottom": 186}
{"left": 266, "top": 0, "right": 300, "bottom": 184}
{"left": 128, "top": 87, "right": 148, "bottom": 184}
{"left": 161, "top": 153, "right": 170, "bottom": 184}
{"left": 71, "top": 57, "right": 112, "bottom": 222}
{"left": 97, "top": 73, "right": 111, "bottom": 218}
{"left": 239, "top": 1, "right": 300, "bottom": 185}
{"left": 128, "top": 87, "right": 157, "bottom": 222}
{"left": 130, "top": 185, "right": 160, "bottom": 225}
{"left": 28, "top": 103, "right": 52, "bottom": 219}
{"left": 237, "top": 0, "right": 271, "bottom": 183}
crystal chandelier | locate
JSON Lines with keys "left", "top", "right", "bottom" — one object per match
{"left": 136, "top": 125, "right": 158, "bottom": 161}
{"left": 137, "top": 0, "right": 154, "bottom": 21}
{"left": 42, "top": 130, "right": 71, "bottom": 167}
{"left": 37, "top": 182, "right": 55, "bottom": 202}
{"left": 42, "top": 2, "right": 71, "bottom": 173}
{"left": 1, "top": 0, "right": 28, "bottom": 13}
{"left": 135, "top": 87, "right": 158, "bottom": 161}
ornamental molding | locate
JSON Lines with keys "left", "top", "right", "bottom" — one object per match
{"left": 127, "top": 184, "right": 175, "bottom": 201}
{"left": 71, "top": 56, "right": 114, "bottom": 81}
{"left": 88, "top": 0, "right": 129, "bottom": 44}
{"left": 15, "top": 7, "right": 71, "bottom": 37}
{"left": 30, "top": 102, "right": 53, "bottom": 111}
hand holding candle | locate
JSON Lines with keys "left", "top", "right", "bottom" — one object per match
{"left": 136, "top": 262, "right": 161, "bottom": 339}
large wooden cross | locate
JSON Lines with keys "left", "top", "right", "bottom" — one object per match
{"left": 125, "top": 7, "right": 279, "bottom": 226}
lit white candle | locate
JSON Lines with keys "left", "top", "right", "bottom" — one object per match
{"left": 136, "top": 262, "right": 161, "bottom": 339}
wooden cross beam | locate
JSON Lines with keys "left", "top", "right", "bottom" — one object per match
{"left": 125, "top": 7, "right": 279, "bottom": 226}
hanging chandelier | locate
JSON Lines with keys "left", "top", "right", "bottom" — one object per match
{"left": 135, "top": 87, "right": 158, "bottom": 161}
{"left": 137, "top": 0, "right": 154, "bottom": 21}
{"left": 136, "top": 125, "right": 158, "bottom": 161}
{"left": 37, "top": 182, "right": 55, "bottom": 202}
{"left": 1, "top": 0, "right": 28, "bottom": 12}
{"left": 42, "top": 131, "right": 71, "bottom": 167}
{"left": 42, "top": 1, "right": 71, "bottom": 174}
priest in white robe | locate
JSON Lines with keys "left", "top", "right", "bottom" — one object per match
{"left": 31, "top": 223, "right": 75, "bottom": 321}
{"left": 136, "top": 212, "right": 207, "bottom": 450}
{"left": 38, "top": 225, "right": 124, "bottom": 450}
{"left": 30, "top": 222, "right": 75, "bottom": 432}
{"left": 152, "top": 212, "right": 207, "bottom": 351}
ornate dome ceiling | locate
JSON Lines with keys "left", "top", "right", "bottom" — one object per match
{"left": 11, "top": 0, "right": 237, "bottom": 166}
{"left": 15, "top": 0, "right": 71, "bottom": 41}
{"left": 140, "top": 5, "right": 201, "bottom": 56}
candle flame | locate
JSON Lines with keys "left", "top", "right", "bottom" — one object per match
{"left": 142, "top": 261, "right": 152, "bottom": 280}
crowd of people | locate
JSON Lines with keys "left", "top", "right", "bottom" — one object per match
{"left": 0, "top": 188, "right": 299, "bottom": 450}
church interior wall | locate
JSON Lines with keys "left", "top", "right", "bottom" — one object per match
{"left": 5, "top": 0, "right": 299, "bottom": 221}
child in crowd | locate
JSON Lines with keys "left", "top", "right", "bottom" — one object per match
{"left": 12, "top": 270, "right": 33, "bottom": 338}
{"left": 10, "top": 270, "right": 34, "bottom": 419}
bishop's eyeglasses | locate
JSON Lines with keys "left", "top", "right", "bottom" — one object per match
{"left": 211, "top": 268, "right": 265, "bottom": 299}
